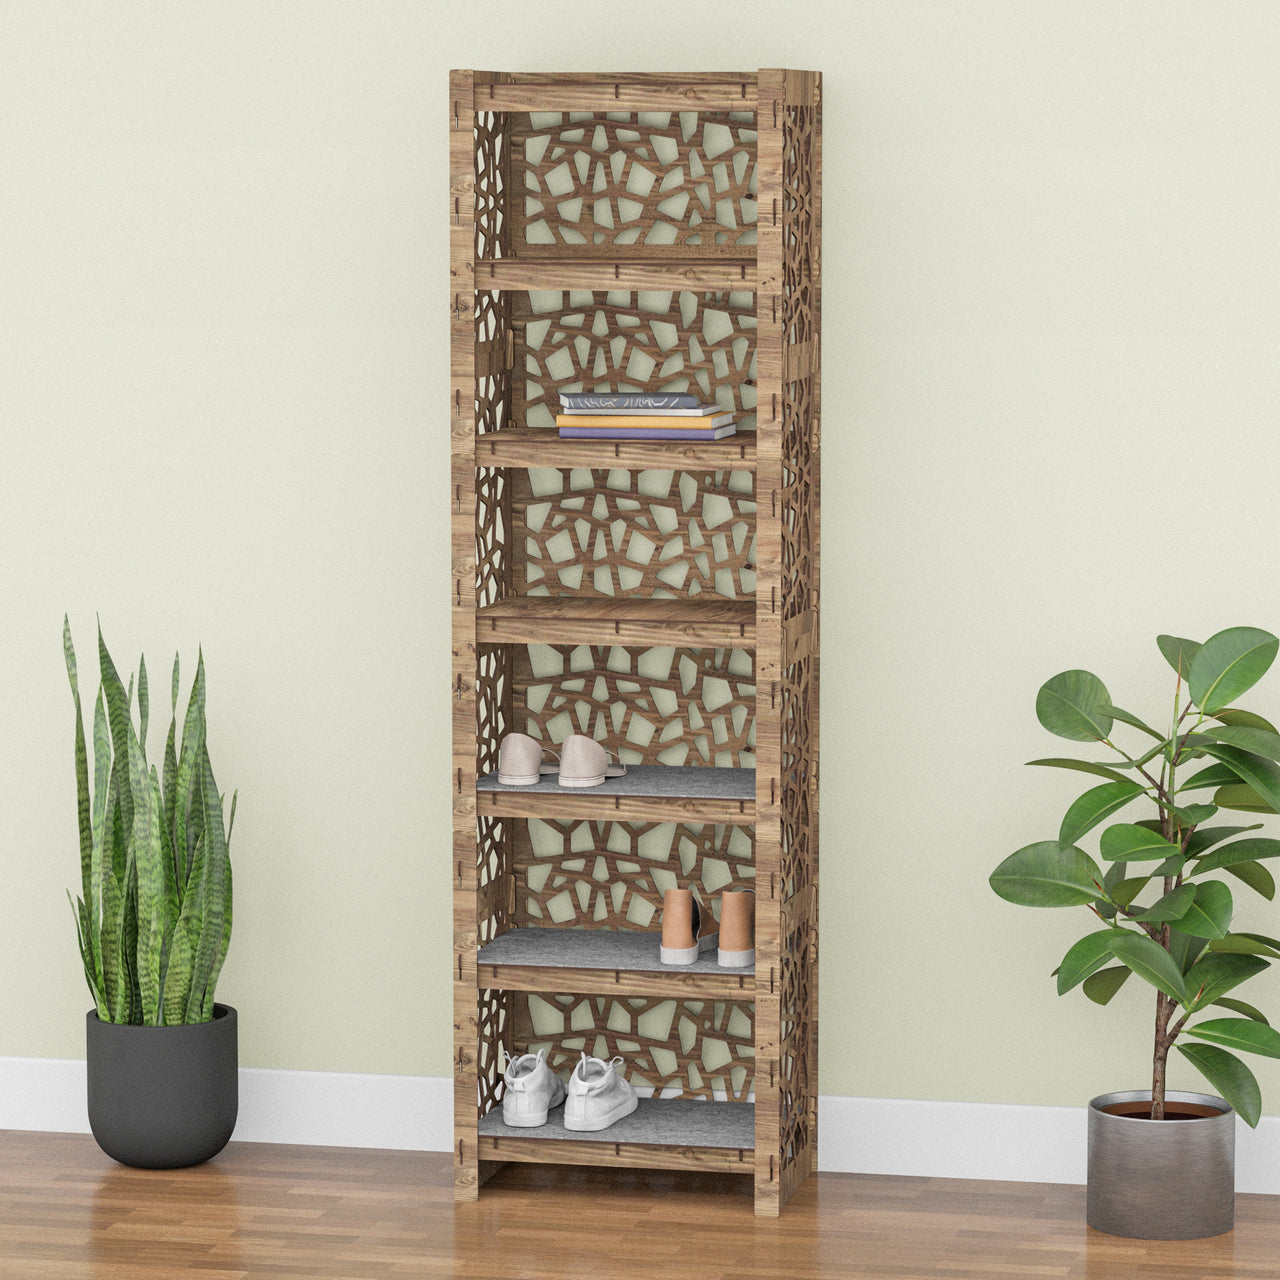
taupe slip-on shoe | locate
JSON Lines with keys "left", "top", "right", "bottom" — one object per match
{"left": 659, "top": 886, "right": 719, "bottom": 964}
{"left": 717, "top": 888, "right": 755, "bottom": 968}
{"left": 556, "top": 734, "right": 627, "bottom": 788}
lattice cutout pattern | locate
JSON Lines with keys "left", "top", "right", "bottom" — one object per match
{"left": 474, "top": 290, "right": 512, "bottom": 436}
{"left": 475, "top": 646, "right": 513, "bottom": 776}
{"left": 518, "top": 468, "right": 756, "bottom": 601}
{"left": 477, "top": 815, "right": 515, "bottom": 946}
{"left": 519, "top": 993, "right": 755, "bottom": 1100}
{"left": 517, "top": 291, "right": 756, "bottom": 432}
{"left": 515, "top": 645, "right": 756, "bottom": 767}
{"left": 518, "top": 819, "right": 755, "bottom": 929}
{"left": 516, "top": 111, "right": 757, "bottom": 251}
{"left": 474, "top": 112, "right": 510, "bottom": 261}
{"left": 476, "top": 986, "right": 513, "bottom": 1115}
{"left": 778, "top": 896, "right": 815, "bottom": 1167}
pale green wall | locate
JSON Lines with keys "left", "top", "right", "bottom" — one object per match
{"left": 4, "top": 1, "right": 1280, "bottom": 1115}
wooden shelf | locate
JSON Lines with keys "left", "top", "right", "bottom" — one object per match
{"left": 477, "top": 764, "right": 754, "bottom": 823}
{"left": 474, "top": 428, "right": 757, "bottom": 471}
{"left": 475, "top": 596, "right": 755, "bottom": 646}
{"left": 477, "top": 1097, "right": 755, "bottom": 1173}
{"left": 473, "top": 74, "right": 760, "bottom": 114}
{"left": 468, "top": 258, "right": 757, "bottom": 293}
{"left": 477, "top": 926, "right": 755, "bottom": 998}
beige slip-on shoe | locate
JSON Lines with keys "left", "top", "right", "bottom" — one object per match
{"left": 660, "top": 886, "right": 719, "bottom": 964}
{"left": 497, "top": 732, "right": 560, "bottom": 786}
{"left": 556, "top": 734, "right": 627, "bottom": 788}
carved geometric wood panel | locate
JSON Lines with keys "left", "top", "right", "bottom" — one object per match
{"left": 518, "top": 468, "right": 756, "bottom": 600}
{"left": 514, "top": 111, "right": 758, "bottom": 253}
{"left": 515, "top": 644, "right": 756, "bottom": 767}
{"left": 518, "top": 818, "right": 755, "bottom": 930}
{"left": 516, "top": 291, "right": 757, "bottom": 432}
{"left": 517, "top": 992, "right": 755, "bottom": 1101}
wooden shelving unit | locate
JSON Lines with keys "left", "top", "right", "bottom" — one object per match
{"left": 450, "top": 68, "right": 820, "bottom": 1215}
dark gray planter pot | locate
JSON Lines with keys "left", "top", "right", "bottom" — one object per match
{"left": 1087, "top": 1090, "right": 1234, "bottom": 1239}
{"left": 86, "top": 1004, "right": 238, "bottom": 1169}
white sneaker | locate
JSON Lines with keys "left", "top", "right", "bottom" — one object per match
{"left": 563, "top": 1052, "right": 638, "bottom": 1131}
{"left": 501, "top": 1048, "right": 566, "bottom": 1127}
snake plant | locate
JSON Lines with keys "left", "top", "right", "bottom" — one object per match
{"left": 64, "top": 617, "right": 236, "bottom": 1025}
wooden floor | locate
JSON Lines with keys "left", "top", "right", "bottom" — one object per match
{"left": 2, "top": 1130, "right": 1279, "bottom": 1279}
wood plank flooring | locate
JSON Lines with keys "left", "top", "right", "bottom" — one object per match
{"left": 2, "top": 1129, "right": 1278, "bottom": 1279}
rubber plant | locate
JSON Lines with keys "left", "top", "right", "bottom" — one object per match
{"left": 991, "top": 626, "right": 1280, "bottom": 1126}
{"left": 64, "top": 617, "right": 236, "bottom": 1025}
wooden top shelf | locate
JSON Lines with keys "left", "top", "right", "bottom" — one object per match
{"left": 475, "top": 596, "right": 755, "bottom": 647}
{"left": 477, "top": 926, "right": 754, "bottom": 998}
{"left": 473, "top": 428, "right": 757, "bottom": 471}
{"left": 472, "top": 75, "right": 759, "bottom": 114}
{"left": 468, "top": 258, "right": 757, "bottom": 292}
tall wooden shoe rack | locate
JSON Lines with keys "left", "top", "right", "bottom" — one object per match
{"left": 450, "top": 69, "right": 821, "bottom": 1215}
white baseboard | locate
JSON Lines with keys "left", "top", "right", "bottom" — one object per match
{"left": 4, "top": 1058, "right": 1279, "bottom": 1193}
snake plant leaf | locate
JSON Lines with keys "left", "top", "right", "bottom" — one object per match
{"left": 1223, "top": 860, "right": 1277, "bottom": 901}
{"left": 1167, "top": 927, "right": 1211, "bottom": 975}
{"left": 1192, "top": 837, "right": 1280, "bottom": 874}
{"left": 1214, "top": 708, "right": 1280, "bottom": 734}
{"left": 1189, "top": 627, "right": 1279, "bottom": 715}
{"left": 1135, "top": 884, "right": 1196, "bottom": 924}
{"left": 172, "top": 656, "right": 206, "bottom": 890}
{"left": 63, "top": 618, "right": 94, "bottom": 907}
{"left": 1213, "top": 783, "right": 1279, "bottom": 814}
{"left": 1174, "top": 881, "right": 1233, "bottom": 939}
{"left": 1056, "top": 930, "right": 1122, "bottom": 995}
{"left": 1211, "top": 997, "right": 1270, "bottom": 1024}
{"left": 1106, "top": 931, "right": 1188, "bottom": 1002}
{"left": 186, "top": 742, "right": 229, "bottom": 1023}
{"left": 1026, "top": 758, "right": 1136, "bottom": 785}
{"left": 1082, "top": 965, "right": 1131, "bottom": 1005}
{"left": 1157, "top": 635, "right": 1201, "bottom": 680}
{"left": 1176, "top": 1043, "right": 1262, "bottom": 1127}
{"left": 161, "top": 920, "right": 195, "bottom": 1026}
{"left": 128, "top": 738, "right": 165, "bottom": 1026}
{"left": 1196, "top": 744, "right": 1280, "bottom": 814}
{"left": 1059, "top": 781, "right": 1147, "bottom": 849}
{"left": 1036, "top": 670, "right": 1115, "bottom": 742}
{"left": 1185, "top": 952, "right": 1270, "bottom": 1009}
{"left": 1098, "top": 823, "right": 1182, "bottom": 862}
{"left": 991, "top": 842, "right": 1103, "bottom": 907}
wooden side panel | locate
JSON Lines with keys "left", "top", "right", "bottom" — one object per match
{"left": 752, "top": 67, "right": 785, "bottom": 1219}
{"left": 450, "top": 68, "right": 482, "bottom": 1202}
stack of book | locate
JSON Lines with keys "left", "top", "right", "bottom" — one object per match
{"left": 557, "top": 392, "right": 737, "bottom": 441}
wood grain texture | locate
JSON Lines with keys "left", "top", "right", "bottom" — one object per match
{"left": 474, "top": 428, "right": 758, "bottom": 470}
{"left": 475, "top": 596, "right": 755, "bottom": 647}
{"left": 6, "top": 1132, "right": 1280, "bottom": 1280}
{"left": 474, "top": 259, "right": 757, "bottom": 291}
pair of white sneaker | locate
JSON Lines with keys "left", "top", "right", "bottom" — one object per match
{"left": 498, "top": 732, "right": 627, "bottom": 789}
{"left": 501, "top": 1049, "right": 638, "bottom": 1131}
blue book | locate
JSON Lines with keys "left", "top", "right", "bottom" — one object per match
{"left": 558, "top": 392, "right": 701, "bottom": 411}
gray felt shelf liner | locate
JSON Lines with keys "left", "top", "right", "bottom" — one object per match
{"left": 477, "top": 926, "right": 753, "bottom": 976}
{"left": 476, "top": 764, "right": 754, "bottom": 801}
{"left": 478, "top": 1096, "right": 754, "bottom": 1149}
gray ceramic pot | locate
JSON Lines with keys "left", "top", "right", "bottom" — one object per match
{"left": 1087, "top": 1089, "right": 1234, "bottom": 1239}
{"left": 86, "top": 1004, "right": 238, "bottom": 1169}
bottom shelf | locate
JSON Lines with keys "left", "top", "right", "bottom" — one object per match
{"left": 476, "top": 1097, "right": 754, "bottom": 1174}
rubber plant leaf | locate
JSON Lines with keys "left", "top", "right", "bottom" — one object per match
{"left": 990, "top": 842, "right": 1103, "bottom": 908}
{"left": 1035, "top": 670, "right": 1114, "bottom": 742}
{"left": 1098, "top": 823, "right": 1182, "bottom": 863}
{"left": 1188, "top": 627, "right": 1279, "bottom": 715}
{"left": 1105, "top": 931, "right": 1188, "bottom": 1003}
{"left": 1157, "top": 634, "right": 1201, "bottom": 680}
{"left": 1056, "top": 930, "right": 1122, "bottom": 996}
{"left": 1176, "top": 1042, "right": 1262, "bottom": 1127}
{"left": 1059, "top": 781, "right": 1146, "bottom": 849}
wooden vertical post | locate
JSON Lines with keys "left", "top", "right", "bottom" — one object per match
{"left": 450, "top": 68, "right": 481, "bottom": 1202}
{"left": 752, "top": 67, "right": 786, "bottom": 1219}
